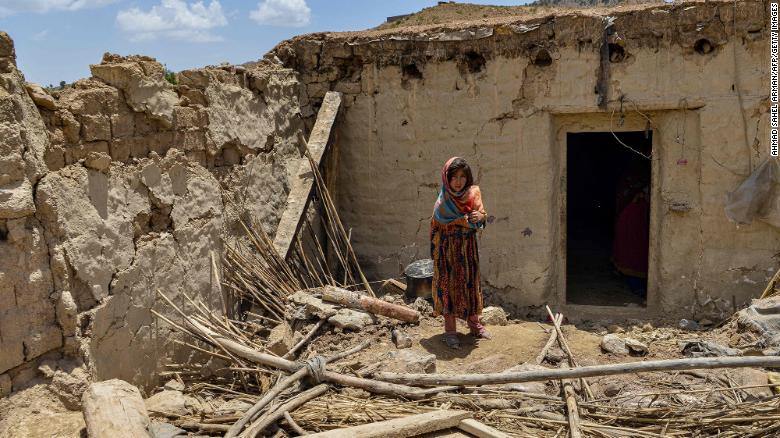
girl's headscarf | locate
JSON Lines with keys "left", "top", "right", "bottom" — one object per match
{"left": 432, "top": 157, "right": 485, "bottom": 229}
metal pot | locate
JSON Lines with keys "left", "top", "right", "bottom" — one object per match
{"left": 404, "top": 259, "right": 433, "bottom": 300}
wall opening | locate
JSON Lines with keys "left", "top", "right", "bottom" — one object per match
{"left": 566, "top": 131, "right": 652, "bottom": 307}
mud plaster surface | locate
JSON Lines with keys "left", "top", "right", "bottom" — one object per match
{"left": 274, "top": 0, "right": 778, "bottom": 316}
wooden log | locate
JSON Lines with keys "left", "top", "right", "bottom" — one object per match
{"left": 284, "top": 411, "right": 309, "bottom": 436}
{"left": 380, "top": 279, "right": 407, "bottom": 295}
{"left": 373, "top": 356, "right": 780, "bottom": 386}
{"left": 243, "top": 384, "right": 329, "bottom": 438}
{"left": 273, "top": 91, "right": 342, "bottom": 261}
{"left": 562, "top": 378, "right": 582, "bottom": 438}
{"left": 761, "top": 267, "right": 780, "bottom": 299}
{"left": 545, "top": 306, "right": 594, "bottom": 399}
{"left": 304, "top": 410, "right": 471, "bottom": 438}
{"left": 224, "top": 367, "right": 310, "bottom": 438}
{"left": 187, "top": 319, "right": 453, "bottom": 399}
{"left": 81, "top": 379, "right": 152, "bottom": 438}
{"left": 320, "top": 285, "right": 420, "bottom": 323}
{"left": 535, "top": 313, "right": 562, "bottom": 365}
{"left": 458, "top": 419, "right": 512, "bottom": 438}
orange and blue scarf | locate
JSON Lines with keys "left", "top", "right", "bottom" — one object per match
{"left": 432, "top": 157, "right": 485, "bottom": 229}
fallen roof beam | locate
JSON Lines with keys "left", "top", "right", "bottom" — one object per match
{"left": 273, "top": 91, "right": 342, "bottom": 261}
{"left": 374, "top": 355, "right": 780, "bottom": 386}
{"left": 304, "top": 410, "right": 471, "bottom": 438}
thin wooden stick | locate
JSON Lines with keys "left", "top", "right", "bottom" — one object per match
{"left": 284, "top": 319, "right": 326, "bottom": 359}
{"left": 284, "top": 411, "right": 309, "bottom": 436}
{"left": 761, "top": 267, "right": 780, "bottom": 299}
{"left": 536, "top": 313, "right": 562, "bottom": 365}
{"left": 562, "top": 371, "right": 582, "bottom": 438}
{"left": 545, "top": 306, "right": 595, "bottom": 399}
{"left": 242, "top": 384, "right": 329, "bottom": 438}
{"left": 225, "top": 367, "right": 310, "bottom": 438}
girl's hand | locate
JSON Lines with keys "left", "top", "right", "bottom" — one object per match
{"left": 468, "top": 211, "right": 484, "bottom": 223}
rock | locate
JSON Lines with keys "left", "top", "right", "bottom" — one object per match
{"left": 601, "top": 334, "right": 629, "bottom": 355}
{"left": 545, "top": 347, "right": 566, "bottom": 364}
{"left": 214, "top": 398, "right": 254, "bottom": 415}
{"left": 0, "top": 373, "right": 10, "bottom": 396}
{"left": 148, "top": 421, "right": 186, "bottom": 438}
{"left": 728, "top": 368, "right": 773, "bottom": 399}
{"left": 392, "top": 329, "right": 412, "bottom": 349}
{"left": 699, "top": 318, "right": 714, "bottom": 326}
{"left": 84, "top": 151, "right": 112, "bottom": 172}
{"left": 48, "top": 364, "right": 90, "bottom": 410}
{"left": 624, "top": 338, "right": 649, "bottom": 356}
{"left": 411, "top": 297, "right": 433, "bottom": 316}
{"left": 496, "top": 363, "right": 547, "bottom": 393}
{"left": 607, "top": 324, "right": 624, "bottom": 334}
{"left": 266, "top": 322, "right": 294, "bottom": 356}
{"left": 82, "top": 379, "right": 152, "bottom": 438}
{"left": 289, "top": 291, "right": 338, "bottom": 319}
{"left": 382, "top": 349, "right": 436, "bottom": 374}
{"left": 603, "top": 382, "right": 622, "bottom": 397}
{"left": 145, "top": 390, "right": 189, "bottom": 417}
{"left": 24, "top": 83, "right": 57, "bottom": 110}
{"left": 55, "top": 291, "right": 78, "bottom": 337}
{"left": 90, "top": 55, "right": 178, "bottom": 126}
{"left": 679, "top": 319, "right": 700, "bottom": 330}
{"left": 162, "top": 379, "right": 184, "bottom": 392}
{"left": 328, "top": 308, "right": 376, "bottom": 331}
{"left": 681, "top": 341, "right": 741, "bottom": 358}
{"left": 481, "top": 306, "right": 508, "bottom": 326}
{"left": 641, "top": 323, "right": 654, "bottom": 332}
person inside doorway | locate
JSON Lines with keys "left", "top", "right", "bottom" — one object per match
{"left": 612, "top": 159, "right": 650, "bottom": 297}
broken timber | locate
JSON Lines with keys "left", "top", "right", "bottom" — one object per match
{"left": 304, "top": 410, "right": 471, "bottom": 437}
{"left": 273, "top": 91, "right": 342, "bottom": 261}
{"left": 321, "top": 285, "right": 420, "bottom": 323}
{"left": 374, "top": 356, "right": 780, "bottom": 386}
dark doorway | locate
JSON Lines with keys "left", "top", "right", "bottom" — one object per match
{"left": 566, "top": 131, "right": 652, "bottom": 307}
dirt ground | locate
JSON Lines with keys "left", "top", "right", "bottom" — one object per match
{"left": 0, "top": 309, "right": 766, "bottom": 437}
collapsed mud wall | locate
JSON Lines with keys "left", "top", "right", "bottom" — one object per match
{"left": 273, "top": 0, "right": 777, "bottom": 316}
{"left": 0, "top": 33, "right": 313, "bottom": 393}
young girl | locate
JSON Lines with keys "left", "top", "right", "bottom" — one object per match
{"left": 430, "top": 157, "right": 489, "bottom": 349}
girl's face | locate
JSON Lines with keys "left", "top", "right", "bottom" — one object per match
{"left": 449, "top": 168, "right": 467, "bottom": 193}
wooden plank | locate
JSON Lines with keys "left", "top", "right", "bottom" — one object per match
{"left": 81, "top": 379, "right": 152, "bottom": 438}
{"left": 273, "top": 91, "right": 342, "bottom": 260}
{"left": 305, "top": 410, "right": 471, "bottom": 438}
{"left": 457, "top": 419, "right": 512, "bottom": 438}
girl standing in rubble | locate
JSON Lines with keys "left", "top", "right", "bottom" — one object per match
{"left": 431, "top": 157, "right": 490, "bottom": 349}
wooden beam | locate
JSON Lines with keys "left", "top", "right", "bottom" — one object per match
{"left": 458, "top": 419, "right": 512, "bottom": 438}
{"left": 373, "top": 356, "right": 780, "bottom": 386}
{"left": 273, "top": 91, "right": 342, "bottom": 260}
{"left": 304, "top": 410, "right": 471, "bottom": 438}
{"left": 81, "top": 379, "right": 152, "bottom": 438}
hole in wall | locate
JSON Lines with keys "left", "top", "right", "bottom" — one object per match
{"left": 0, "top": 220, "right": 7, "bottom": 242}
{"left": 608, "top": 43, "right": 626, "bottom": 63}
{"left": 694, "top": 38, "right": 714, "bottom": 54}
{"left": 533, "top": 49, "right": 553, "bottom": 67}
{"left": 402, "top": 63, "right": 423, "bottom": 80}
{"left": 463, "top": 51, "right": 486, "bottom": 73}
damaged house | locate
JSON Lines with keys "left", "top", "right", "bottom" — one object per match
{"left": 0, "top": 0, "right": 779, "bottom": 435}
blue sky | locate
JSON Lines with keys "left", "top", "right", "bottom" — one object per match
{"left": 0, "top": 1, "right": 529, "bottom": 87}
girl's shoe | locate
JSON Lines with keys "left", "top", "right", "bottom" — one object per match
{"left": 470, "top": 327, "right": 492, "bottom": 340}
{"left": 442, "top": 333, "right": 461, "bottom": 349}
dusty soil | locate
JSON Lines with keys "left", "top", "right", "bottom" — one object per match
{"left": 0, "top": 384, "right": 85, "bottom": 438}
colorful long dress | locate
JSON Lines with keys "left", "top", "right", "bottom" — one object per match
{"left": 431, "top": 219, "right": 483, "bottom": 318}
{"left": 430, "top": 157, "right": 487, "bottom": 319}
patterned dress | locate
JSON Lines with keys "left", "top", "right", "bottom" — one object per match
{"left": 431, "top": 219, "right": 483, "bottom": 318}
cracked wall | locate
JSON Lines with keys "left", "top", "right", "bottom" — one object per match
{"left": 0, "top": 33, "right": 313, "bottom": 392}
{"left": 274, "top": 0, "right": 778, "bottom": 316}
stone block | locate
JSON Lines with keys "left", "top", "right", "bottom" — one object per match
{"left": 81, "top": 115, "right": 111, "bottom": 141}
